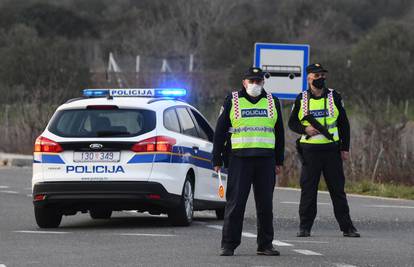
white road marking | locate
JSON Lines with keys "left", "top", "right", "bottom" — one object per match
{"left": 122, "top": 210, "right": 138, "bottom": 214}
{"left": 276, "top": 186, "right": 412, "bottom": 201}
{"left": 334, "top": 263, "right": 358, "bottom": 267}
{"left": 196, "top": 210, "right": 215, "bottom": 217}
{"left": 242, "top": 232, "right": 257, "bottom": 238}
{"left": 280, "top": 201, "right": 330, "bottom": 205}
{"left": 14, "top": 230, "right": 69, "bottom": 234}
{"left": 293, "top": 249, "right": 322, "bottom": 256}
{"left": 206, "top": 224, "right": 222, "bottom": 230}
{"left": 27, "top": 194, "right": 32, "bottom": 197}
{"left": 121, "top": 210, "right": 168, "bottom": 217}
{"left": 118, "top": 233, "right": 175, "bottom": 237}
{"left": 0, "top": 264, "right": 7, "bottom": 267}
{"left": 364, "top": 204, "right": 414, "bottom": 209}
{"left": 272, "top": 240, "right": 294, "bottom": 247}
{"left": 280, "top": 201, "right": 300, "bottom": 204}
{"left": 206, "top": 224, "right": 293, "bottom": 246}
{"left": 282, "top": 240, "right": 328, "bottom": 244}
{"left": 0, "top": 190, "right": 18, "bottom": 194}
{"left": 0, "top": 185, "right": 10, "bottom": 189}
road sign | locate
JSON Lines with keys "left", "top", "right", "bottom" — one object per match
{"left": 254, "top": 43, "right": 310, "bottom": 100}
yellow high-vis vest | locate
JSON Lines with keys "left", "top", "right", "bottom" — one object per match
{"left": 298, "top": 89, "right": 340, "bottom": 144}
{"left": 230, "top": 92, "right": 278, "bottom": 150}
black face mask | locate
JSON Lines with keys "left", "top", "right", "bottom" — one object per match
{"left": 312, "top": 77, "right": 326, "bottom": 89}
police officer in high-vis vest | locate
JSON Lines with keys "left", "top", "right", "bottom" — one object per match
{"left": 288, "top": 63, "right": 360, "bottom": 238}
{"left": 212, "top": 67, "right": 285, "bottom": 256}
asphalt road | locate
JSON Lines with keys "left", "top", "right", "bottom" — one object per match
{"left": 0, "top": 167, "right": 413, "bottom": 267}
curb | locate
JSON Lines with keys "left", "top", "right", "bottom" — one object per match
{"left": 0, "top": 152, "right": 32, "bottom": 167}
{"left": 276, "top": 186, "right": 414, "bottom": 202}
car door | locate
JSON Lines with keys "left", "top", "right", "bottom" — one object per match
{"left": 188, "top": 108, "right": 227, "bottom": 202}
{"left": 174, "top": 107, "right": 203, "bottom": 195}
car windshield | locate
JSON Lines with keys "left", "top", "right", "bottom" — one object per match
{"left": 48, "top": 108, "right": 156, "bottom": 137}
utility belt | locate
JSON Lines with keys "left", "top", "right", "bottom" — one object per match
{"left": 296, "top": 139, "right": 340, "bottom": 163}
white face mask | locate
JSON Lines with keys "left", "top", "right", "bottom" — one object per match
{"left": 246, "top": 83, "right": 262, "bottom": 97}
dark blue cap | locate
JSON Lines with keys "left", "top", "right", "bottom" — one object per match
{"left": 243, "top": 67, "right": 265, "bottom": 80}
{"left": 306, "top": 63, "right": 328, "bottom": 74}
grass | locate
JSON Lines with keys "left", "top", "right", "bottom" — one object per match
{"left": 285, "top": 179, "right": 414, "bottom": 200}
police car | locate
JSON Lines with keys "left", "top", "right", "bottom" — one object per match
{"left": 32, "top": 88, "right": 227, "bottom": 228}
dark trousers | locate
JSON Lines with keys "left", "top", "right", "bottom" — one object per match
{"left": 221, "top": 156, "right": 276, "bottom": 250}
{"left": 299, "top": 148, "right": 354, "bottom": 232}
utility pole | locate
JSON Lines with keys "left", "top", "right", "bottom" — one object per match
{"left": 136, "top": 55, "right": 140, "bottom": 86}
{"left": 107, "top": 52, "right": 125, "bottom": 88}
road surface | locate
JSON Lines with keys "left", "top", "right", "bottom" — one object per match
{"left": 0, "top": 167, "right": 413, "bottom": 267}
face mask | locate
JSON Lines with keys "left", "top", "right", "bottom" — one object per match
{"left": 312, "top": 77, "right": 326, "bottom": 89}
{"left": 246, "top": 83, "right": 262, "bottom": 97}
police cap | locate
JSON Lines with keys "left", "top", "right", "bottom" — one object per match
{"left": 243, "top": 67, "right": 265, "bottom": 80}
{"left": 306, "top": 63, "right": 328, "bottom": 74}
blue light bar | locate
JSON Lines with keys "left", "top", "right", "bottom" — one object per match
{"left": 83, "top": 88, "right": 186, "bottom": 98}
{"left": 154, "top": 88, "right": 187, "bottom": 97}
{"left": 83, "top": 89, "right": 109, "bottom": 97}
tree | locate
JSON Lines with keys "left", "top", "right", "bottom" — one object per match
{"left": 351, "top": 21, "right": 414, "bottom": 104}
{"left": 0, "top": 24, "right": 91, "bottom": 103}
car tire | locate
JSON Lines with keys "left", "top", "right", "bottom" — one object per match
{"left": 168, "top": 178, "right": 194, "bottom": 226}
{"left": 34, "top": 206, "right": 62, "bottom": 228}
{"left": 89, "top": 209, "right": 112, "bottom": 219}
{"left": 215, "top": 208, "right": 225, "bottom": 220}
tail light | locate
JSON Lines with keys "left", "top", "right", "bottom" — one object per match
{"left": 147, "top": 194, "right": 161, "bottom": 200}
{"left": 131, "top": 136, "right": 176, "bottom": 153}
{"left": 34, "top": 136, "right": 63, "bottom": 153}
{"left": 34, "top": 194, "right": 47, "bottom": 201}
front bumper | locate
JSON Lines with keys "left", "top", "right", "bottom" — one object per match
{"left": 32, "top": 181, "right": 181, "bottom": 213}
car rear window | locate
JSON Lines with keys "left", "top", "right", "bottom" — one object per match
{"left": 48, "top": 108, "right": 156, "bottom": 137}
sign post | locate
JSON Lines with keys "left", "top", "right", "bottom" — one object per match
{"left": 254, "top": 43, "right": 310, "bottom": 100}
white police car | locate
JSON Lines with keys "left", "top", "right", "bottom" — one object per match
{"left": 32, "top": 88, "right": 227, "bottom": 228}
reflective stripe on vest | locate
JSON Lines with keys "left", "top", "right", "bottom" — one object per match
{"left": 230, "top": 92, "right": 278, "bottom": 149}
{"left": 299, "top": 89, "right": 339, "bottom": 144}
{"left": 229, "top": 126, "right": 274, "bottom": 134}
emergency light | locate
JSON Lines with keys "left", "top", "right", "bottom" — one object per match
{"left": 83, "top": 88, "right": 187, "bottom": 98}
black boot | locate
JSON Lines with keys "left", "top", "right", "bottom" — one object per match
{"left": 257, "top": 246, "right": 280, "bottom": 256}
{"left": 343, "top": 227, "right": 360, "bottom": 238}
{"left": 220, "top": 248, "right": 234, "bottom": 256}
{"left": 297, "top": 229, "right": 311, "bottom": 237}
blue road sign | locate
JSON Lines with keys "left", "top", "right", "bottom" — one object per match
{"left": 254, "top": 43, "right": 310, "bottom": 100}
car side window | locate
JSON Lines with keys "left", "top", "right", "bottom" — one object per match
{"left": 163, "top": 108, "right": 181, "bottom": 133}
{"left": 189, "top": 108, "right": 214, "bottom": 142}
{"left": 176, "top": 107, "right": 199, "bottom": 138}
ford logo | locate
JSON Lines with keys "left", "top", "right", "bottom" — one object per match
{"left": 89, "top": 143, "right": 103, "bottom": 150}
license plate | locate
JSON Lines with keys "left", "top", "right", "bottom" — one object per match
{"left": 73, "top": 151, "right": 120, "bottom": 162}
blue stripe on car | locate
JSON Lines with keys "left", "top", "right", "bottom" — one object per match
{"left": 34, "top": 154, "right": 65, "bottom": 164}
{"left": 127, "top": 154, "right": 155, "bottom": 164}
{"left": 128, "top": 146, "right": 216, "bottom": 171}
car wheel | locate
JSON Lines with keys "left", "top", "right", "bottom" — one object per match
{"left": 168, "top": 178, "right": 194, "bottom": 226}
{"left": 34, "top": 206, "right": 62, "bottom": 228}
{"left": 215, "top": 208, "right": 225, "bottom": 220}
{"left": 89, "top": 209, "right": 112, "bottom": 219}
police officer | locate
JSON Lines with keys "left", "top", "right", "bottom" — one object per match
{"left": 288, "top": 63, "right": 360, "bottom": 238}
{"left": 212, "top": 67, "right": 285, "bottom": 256}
